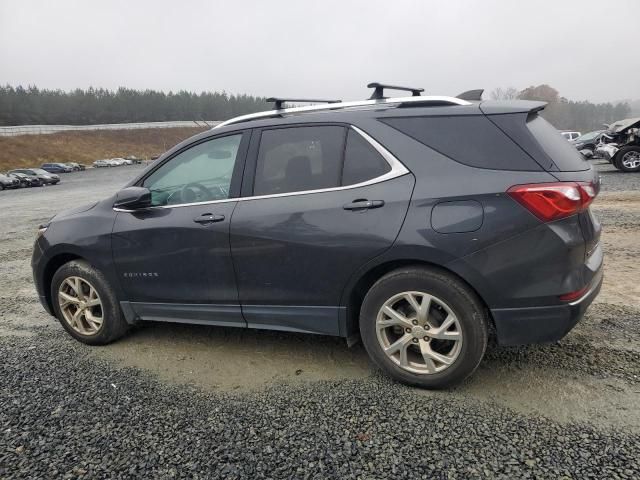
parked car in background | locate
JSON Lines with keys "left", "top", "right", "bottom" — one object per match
{"left": 570, "top": 130, "right": 604, "bottom": 154}
{"left": 560, "top": 131, "right": 581, "bottom": 141}
{"left": 9, "top": 168, "right": 60, "bottom": 185}
{"left": 596, "top": 117, "right": 640, "bottom": 173}
{"left": 93, "top": 159, "right": 112, "bottom": 168}
{"left": 32, "top": 86, "right": 603, "bottom": 388}
{"left": 110, "top": 158, "right": 131, "bottom": 166}
{"left": 41, "top": 163, "right": 73, "bottom": 173}
{"left": 0, "top": 173, "right": 21, "bottom": 190}
{"left": 126, "top": 155, "right": 142, "bottom": 164}
{"left": 8, "top": 171, "right": 42, "bottom": 187}
{"left": 64, "top": 162, "right": 85, "bottom": 171}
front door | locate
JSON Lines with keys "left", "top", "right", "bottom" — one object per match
{"left": 112, "top": 132, "right": 249, "bottom": 326}
{"left": 230, "top": 125, "right": 414, "bottom": 335}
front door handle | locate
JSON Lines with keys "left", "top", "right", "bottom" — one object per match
{"left": 193, "top": 213, "right": 225, "bottom": 224}
{"left": 343, "top": 199, "right": 385, "bottom": 211}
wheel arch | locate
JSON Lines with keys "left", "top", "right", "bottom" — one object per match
{"left": 340, "top": 257, "right": 494, "bottom": 340}
{"left": 42, "top": 252, "right": 85, "bottom": 314}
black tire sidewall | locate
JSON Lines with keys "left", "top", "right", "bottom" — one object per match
{"left": 360, "top": 268, "right": 487, "bottom": 389}
{"left": 51, "top": 260, "right": 127, "bottom": 345}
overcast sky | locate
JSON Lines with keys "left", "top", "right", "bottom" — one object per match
{"left": 1, "top": 0, "right": 638, "bottom": 104}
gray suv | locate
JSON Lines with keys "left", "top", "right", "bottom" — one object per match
{"left": 32, "top": 84, "right": 602, "bottom": 388}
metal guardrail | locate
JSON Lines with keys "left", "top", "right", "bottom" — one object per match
{"left": 0, "top": 121, "right": 220, "bottom": 137}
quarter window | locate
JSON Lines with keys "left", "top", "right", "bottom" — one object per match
{"left": 253, "top": 126, "right": 345, "bottom": 196}
{"left": 143, "top": 134, "right": 242, "bottom": 206}
{"left": 341, "top": 129, "right": 391, "bottom": 185}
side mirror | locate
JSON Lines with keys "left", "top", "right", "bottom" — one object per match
{"left": 114, "top": 186, "right": 152, "bottom": 210}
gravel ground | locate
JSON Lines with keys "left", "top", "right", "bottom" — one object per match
{"left": 1, "top": 161, "right": 639, "bottom": 479}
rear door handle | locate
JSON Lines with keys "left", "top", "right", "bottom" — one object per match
{"left": 343, "top": 199, "right": 385, "bottom": 211}
{"left": 193, "top": 213, "right": 225, "bottom": 224}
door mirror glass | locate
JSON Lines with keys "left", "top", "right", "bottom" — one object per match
{"left": 114, "top": 186, "right": 152, "bottom": 210}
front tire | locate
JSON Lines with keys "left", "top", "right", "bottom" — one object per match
{"left": 360, "top": 267, "right": 488, "bottom": 389}
{"left": 51, "top": 260, "right": 129, "bottom": 345}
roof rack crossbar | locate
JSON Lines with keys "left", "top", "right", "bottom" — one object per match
{"left": 367, "top": 82, "right": 424, "bottom": 100}
{"left": 266, "top": 97, "right": 341, "bottom": 110}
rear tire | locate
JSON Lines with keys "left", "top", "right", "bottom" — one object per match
{"left": 360, "top": 267, "right": 488, "bottom": 389}
{"left": 51, "top": 260, "right": 129, "bottom": 345}
{"left": 616, "top": 146, "right": 640, "bottom": 173}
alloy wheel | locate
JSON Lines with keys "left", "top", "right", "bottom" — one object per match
{"left": 376, "top": 291, "right": 463, "bottom": 374}
{"left": 621, "top": 151, "right": 640, "bottom": 169}
{"left": 58, "top": 276, "right": 104, "bottom": 335}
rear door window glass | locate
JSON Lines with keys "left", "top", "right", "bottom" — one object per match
{"left": 254, "top": 126, "right": 345, "bottom": 195}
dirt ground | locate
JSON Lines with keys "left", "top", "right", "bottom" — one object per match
{"left": 0, "top": 160, "right": 639, "bottom": 477}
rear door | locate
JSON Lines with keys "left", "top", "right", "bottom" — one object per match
{"left": 230, "top": 124, "right": 414, "bottom": 335}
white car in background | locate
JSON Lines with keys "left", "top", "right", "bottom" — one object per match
{"left": 109, "top": 158, "right": 128, "bottom": 166}
{"left": 560, "top": 131, "right": 581, "bottom": 141}
{"left": 93, "top": 159, "right": 112, "bottom": 168}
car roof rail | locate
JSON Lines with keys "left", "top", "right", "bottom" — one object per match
{"left": 266, "top": 98, "right": 342, "bottom": 110}
{"left": 367, "top": 82, "right": 424, "bottom": 100}
{"left": 214, "top": 85, "right": 472, "bottom": 130}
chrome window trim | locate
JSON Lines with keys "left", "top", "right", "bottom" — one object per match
{"left": 113, "top": 126, "right": 410, "bottom": 213}
{"left": 215, "top": 96, "right": 471, "bottom": 129}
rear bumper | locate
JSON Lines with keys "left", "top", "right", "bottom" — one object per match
{"left": 490, "top": 267, "right": 603, "bottom": 345}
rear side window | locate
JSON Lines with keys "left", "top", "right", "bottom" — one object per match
{"left": 254, "top": 126, "right": 345, "bottom": 195}
{"left": 380, "top": 115, "right": 542, "bottom": 171}
{"left": 342, "top": 129, "right": 390, "bottom": 185}
{"left": 526, "top": 115, "right": 589, "bottom": 171}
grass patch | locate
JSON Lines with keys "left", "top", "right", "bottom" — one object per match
{"left": 0, "top": 127, "right": 207, "bottom": 171}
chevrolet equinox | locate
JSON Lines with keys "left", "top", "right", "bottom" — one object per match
{"left": 32, "top": 84, "right": 603, "bottom": 388}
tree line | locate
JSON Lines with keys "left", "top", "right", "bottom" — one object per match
{"left": 490, "top": 84, "right": 631, "bottom": 132}
{"left": 1, "top": 83, "right": 632, "bottom": 131}
{"left": 0, "top": 85, "right": 267, "bottom": 126}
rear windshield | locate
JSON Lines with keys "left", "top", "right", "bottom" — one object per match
{"left": 526, "top": 114, "right": 589, "bottom": 171}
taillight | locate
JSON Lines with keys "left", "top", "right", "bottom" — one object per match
{"left": 507, "top": 182, "right": 597, "bottom": 222}
{"left": 558, "top": 285, "right": 589, "bottom": 302}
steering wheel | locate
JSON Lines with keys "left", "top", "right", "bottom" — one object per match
{"left": 179, "top": 182, "right": 212, "bottom": 203}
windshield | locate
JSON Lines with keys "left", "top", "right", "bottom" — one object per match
{"left": 32, "top": 169, "right": 49, "bottom": 175}
{"left": 575, "top": 131, "right": 603, "bottom": 142}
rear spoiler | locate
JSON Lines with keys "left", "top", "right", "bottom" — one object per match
{"left": 479, "top": 100, "right": 547, "bottom": 115}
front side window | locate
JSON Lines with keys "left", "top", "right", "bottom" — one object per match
{"left": 143, "top": 134, "right": 242, "bottom": 206}
{"left": 254, "top": 126, "right": 345, "bottom": 196}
